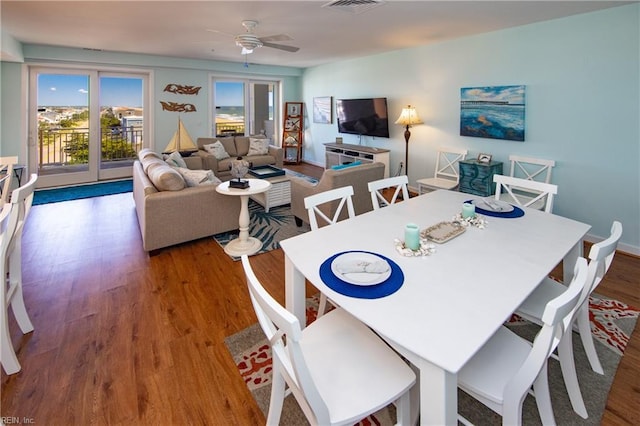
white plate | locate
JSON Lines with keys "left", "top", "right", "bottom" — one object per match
{"left": 473, "top": 197, "right": 514, "bottom": 213}
{"left": 331, "top": 252, "right": 391, "bottom": 286}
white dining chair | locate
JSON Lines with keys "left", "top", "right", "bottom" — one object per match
{"left": 368, "top": 175, "right": 410, "bottom": 210}
{"left": 515, "top": 221, "right": 622, "bottom": 418}
{"left": 458, "top": 257, "right": 589, "bottom": 426}
{"left": 493, "top": 174, "right": 558, "bottom": 213}
{"left": 0, "top": 156, "right": 18, "bottom": 206}
{"left": 507, "top": 155, "right": 555, "bottom": 184}
{"left": 304, "top": 185, "right": 356, "bottom": 230}
{"left": 304, "top": 186, "right": 356, "bottom": 317}
{"left": 1, "top": 173, "right": 38, "bottom": 375}
{"left": 416, "top": 147, "right": 468, "bottom": 195}
{"left": 240, "top": 255, "right": 416, "bottom": 426}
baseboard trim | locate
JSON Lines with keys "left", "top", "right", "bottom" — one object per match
{"left": 585, "top": 233, "right": 639, "bottom": 257}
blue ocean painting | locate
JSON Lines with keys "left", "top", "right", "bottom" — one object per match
{"left": 460, "top": 85, "right": 525, "bottom": 141}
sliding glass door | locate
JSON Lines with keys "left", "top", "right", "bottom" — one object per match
{"left": 212, "top": 78, "right": 279, "bottom": 142}
{"left": 29, "top": 67, "right": 148, "bottom": 188}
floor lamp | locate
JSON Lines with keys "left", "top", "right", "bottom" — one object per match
{"left": 394, "top": 105, "right": 423, "bottom": 178}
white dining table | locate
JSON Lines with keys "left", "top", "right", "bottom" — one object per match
{"left": 279, "top": 189, "right": 591, "bottom": 425}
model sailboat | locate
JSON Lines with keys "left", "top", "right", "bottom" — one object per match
{"left": 163, "top": 117, "right": 198, "bottom": 156}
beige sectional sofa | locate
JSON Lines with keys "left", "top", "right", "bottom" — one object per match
{"left": 196, "top": 135, "right": 283, "bottom": 181}
{"left": 290, "top": 162, "right": 386, "bottom": 227}
{"left": 133, "top": 149, "right": 241, "bottom": 252}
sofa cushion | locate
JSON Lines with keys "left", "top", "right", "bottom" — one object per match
{"left": 147, "top": 162, "right": 186, "bottom": 191}
{"left": 247, "top": 137, "right": 269, "bottom": 156}
{"left": 175, "top": 167, "right": 221, "bottom": 186}
{"left": 204, "top": 141, "right": 231, "bottom": 160}
{"left": 165, "top": 150, "right": 188, "bottom": 168}
{"left": 234, "top": 137, "right": 250, "bottom": 157}
{"left": 218, "top": 137, "right": 238, "bottom": 157}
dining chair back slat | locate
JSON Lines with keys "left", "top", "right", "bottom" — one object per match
{"left": 0, "top": 156, "right": 18, "bottom": 206}
{"left": 304, "top": 186, "right": 356, "bottom": 230}
{"left": 416, "top": 147, "right": 468, "bottom": 194}
{"left": 493, "top": 174, "right": 558, "bottom": 213}
{"left": 368, "top": 175, "right": 409, "bottom": 210}
{"left": 508, "top": 155, "right": 555, "bottom": 184}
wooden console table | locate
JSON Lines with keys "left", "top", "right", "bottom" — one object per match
{"left": 324, "top": 143, "right": 390, "bottom": 178}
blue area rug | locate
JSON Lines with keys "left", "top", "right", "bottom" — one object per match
{"left": 32, "top": 179, "right": 133, "bottom": 205}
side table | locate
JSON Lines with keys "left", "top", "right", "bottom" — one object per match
{"left": 459, "top": 160, "right": 503, "bottom": 197}
{"left": 216, "top": 179, "right": 271, "bottom": 256}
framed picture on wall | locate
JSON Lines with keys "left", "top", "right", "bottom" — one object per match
{"left": 460, "top": 85, "right": 525, "bottom": 141}
{"left": 313, "top": 96, "right": 332, "bottom": 124}
{"left": 478, "top": 153, "right": 492, "bottom": 163}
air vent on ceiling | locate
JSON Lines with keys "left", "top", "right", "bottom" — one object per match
{"left": 322, "top": 0, "right": 386, "bottom": 15}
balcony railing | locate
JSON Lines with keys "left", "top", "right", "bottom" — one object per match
{"left": 215, "top": 121, "right": 245, "bottom": 137}
{"left": 38, "top": 126, "right": 143, "bottom": 169}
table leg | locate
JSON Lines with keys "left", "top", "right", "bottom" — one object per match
{"left": 285, "top": 254, "right": 307, "bottom": 328}
{"left": 418, "top": 360, "right": 458, "bottom": 425}
{"left": 563, "top": 239, "right": 583, "bottom": 284}
{"left": 222, "top": 194, "right": 263, "bottom": 256}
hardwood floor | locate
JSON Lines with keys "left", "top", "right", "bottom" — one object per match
{"left": 1, "top": 162, "right": 638, "bottom": 425}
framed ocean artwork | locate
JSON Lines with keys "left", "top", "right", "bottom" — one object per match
{"left": 460, "top": 85, "right": 525, "bottom": 141}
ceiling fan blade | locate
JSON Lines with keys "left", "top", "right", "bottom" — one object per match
{"left": 259, "top": 34, "right": 293, "bottom": 43}
{"left": 261, "top": 42, "right": 300, "bottom": 53}
{"left": 206, "top": 28, "right": 235, "bottom": 38}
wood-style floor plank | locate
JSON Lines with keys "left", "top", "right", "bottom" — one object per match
{"left": 1, "top": 163, "right": 638, "bottom": 425}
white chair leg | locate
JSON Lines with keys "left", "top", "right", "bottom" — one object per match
{"left": 1, "top": 311, "right": 22, "bottom": 375}
{"left": 576, "top": 304, "right": 604, "bottom": 374}
{"left": 394, "top": 391, "right": 411, "bottom": 426}
{"left": 8, "top": 247, "right": 34, "bottom": 334}
{"left": 266, "top": 359, "right": 286, "bottom": 426}
{"left": 532, "top": 362, "right": 556, "bottom": 426}
{"left": 317, "top": 293, "right": 328, "bottom": 319}
{"left": 557, "top": 330, "right": 588, "bottom": 418}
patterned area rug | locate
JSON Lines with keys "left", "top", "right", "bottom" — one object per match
{"left": 225, "top": 294, "right": 638, "bottom": 425}
{"left": 213, "top": 200, "right": 311, "bottom": 259}
{"left": 32, "top": 179, "right": 133, "bottom": 205}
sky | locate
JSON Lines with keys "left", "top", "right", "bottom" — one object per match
{"left": 215, "top": 81, "right": 243, "bottom": 106}
{"left": 38, "top": 74, "right": 143, "bottom": 107}
{"left": 38, "top": 74, "right": 245, "bottom": 107}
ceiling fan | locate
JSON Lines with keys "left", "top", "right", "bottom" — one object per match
{"left": 209, "top": 20, "right": 300, "bottom": 55}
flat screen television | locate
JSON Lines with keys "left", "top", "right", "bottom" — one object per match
{"left": 336, "top": 98, "right": 390, "bottom": 138}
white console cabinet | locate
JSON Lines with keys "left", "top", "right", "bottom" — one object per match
{"left": 324, "top": 143, "right": 390, "bottom": 178}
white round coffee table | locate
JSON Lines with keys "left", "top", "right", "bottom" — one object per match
{"left": 216, "top": 178, "right": 272, "bottom": 256}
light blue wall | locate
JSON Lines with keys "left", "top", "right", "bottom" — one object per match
{"left": 302, "top": 4, "right": 640, "bottom": 253}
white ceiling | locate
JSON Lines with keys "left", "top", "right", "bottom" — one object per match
{"left": 1, "top": 1, "right": 632, "bottom": 68}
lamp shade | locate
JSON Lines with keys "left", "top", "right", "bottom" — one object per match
{"left": 394, "top": 105, "right": 423, "bottom": 127}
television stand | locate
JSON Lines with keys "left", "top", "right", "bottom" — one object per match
{"left": 324, "top": 143, "right": 390, "bottom": 178}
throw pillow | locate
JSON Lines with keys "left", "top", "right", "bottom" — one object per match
{"left": 138, "top": 148, "right": 162, "bottom": 161}
{"left": 247, "top": 138, "right": 269, "bottom": 156}
{"left": 164, "top": 150, "right": 188, "bottom": 168}
{"left": 174, "top": 167, "right": 222, "bottom": 187}
{"left": 203, "top": 141, "right": 230, "bottom": 160}
{"left": 331, "top": 161, "right": 362, "bottom": 171}
{"left": 146, "top": 162, "right": 185, "bottom": 191}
